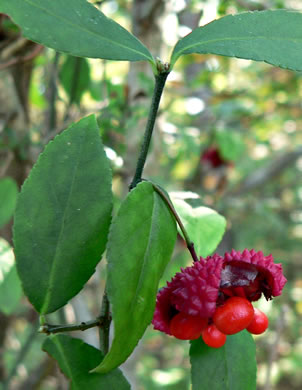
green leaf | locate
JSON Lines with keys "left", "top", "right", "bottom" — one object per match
{"left": 215, "top": 129, "right": 245, "bottom": 162}
{"left": 42, "top": 334, "right": 130, "bottom": 390}
{"left": 59, "top": 56, "right": 91, "bottom": 105}
{"left": 190, "top": 331, "right": 256, "bottom": 390}
{"left": 170, "top": 192, "right": 226, "bottom": 257}
{"left": 94, "top": 181, "right": 177, "bottom": 373}
{"left": 0, "top": 238, "right": 22, "bottom": 315}
{"left": 171, "top": 10, "right": 302, "bottom": 71}
{"left": 0, "top": 0, "right": 154, "bottom": 63}
{"left": 0, "top": 177, "right": 18, "bottom": 228}
{"left": 13, "top": 115, "right": 112, "bottom": 314}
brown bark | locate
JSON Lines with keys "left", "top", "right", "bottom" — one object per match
{"left": 0, "top": 23, "right": 41, "bottom": 383}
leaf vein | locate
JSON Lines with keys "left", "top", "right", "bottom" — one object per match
{"left": 40, "top": 136, "right": 84, "bottom": 313}
{"left": 174, "top": 35, "right": 302, "bottom": 63}
{"left": 129, "top": 204, "right": 155, "bottom": 313}
{"left": 52, "top": 338, "right": 79, "bottom": 387}
{"left": 23, "top": 0, "right": 152, "bottom": 61}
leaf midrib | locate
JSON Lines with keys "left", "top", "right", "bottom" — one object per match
{"left": 40, "top": 137, "right": 83, "bottom": 314}
{"left": 172, "top": 34, "right": 302, "bottom": 64}
{"left": 22, "top": 0, "right": 152, "bottom": 61}
{"left": 98, "top": 188, "right": 154, "bottom": 371}
{"left": 128, "top": 190, "right": 158, "bottom": 314}
{"left": 52, "top": 338, "right": 77, "bottom": 384}
{"left": 223, "top": 344, "right": 230, "bottom": 390}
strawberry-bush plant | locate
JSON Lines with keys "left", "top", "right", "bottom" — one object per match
{"left": 1, "top": 0, "right": 300, "bottom": 388}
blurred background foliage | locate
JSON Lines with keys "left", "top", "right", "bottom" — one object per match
{"left": 0, "top": 0, "right": 302, "bottom": 389}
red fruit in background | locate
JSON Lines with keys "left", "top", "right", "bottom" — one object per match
{"left": 201, "top": 324, "right": 227, "bottom": 348}
{"left": 201, "top": 147, "right": 227, "bottom": 168}
{"left": 213, "top": 296, "right": 254, "bottom": 335}
{"left": 247, "top": 308, "right": 269, "bottom": 335}
{"left": 170, "top": 312, "right": 207, "bottom": 340}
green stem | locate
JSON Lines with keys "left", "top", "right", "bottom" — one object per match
{"left": 97, "top": 61, "right": 170, "bottom": 354}
{"left": 39, "top": 318, "right": 103, "bottom": 335}
{"left": 129, "top": 68, "right": 170, "bottom": 190}
{"left": 152, "top": 184, "right": 199, "bottom": 262}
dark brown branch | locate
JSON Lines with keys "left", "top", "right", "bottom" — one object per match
{"left": 230, "top": 147, "right": 302, "bottom": 196}
{"left": 46, "top": 52, "right": 60, "bottom": 133}
{"left": 236, "top": 0, "right": 267, "bottom": 10}
{"left": 98, "top": 290, "right": 111, "bottom": 355}
{"left": 0, "top": 43, "right": 44, "bottom": 71}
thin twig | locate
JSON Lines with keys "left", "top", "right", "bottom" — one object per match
{"left": 152, "top": 183, "right": 199, "bottom": 262}
{"left": 0, "top": 43, "right": 44, "bottom": 71}
{"left": 0, "top": 151, "right": 14, "bottom": 177}
{"left": 39, "top": 317, "right": 104, "bottom": 335}
{"left": 0, "top": 37, "right": 28, "bottom": 61}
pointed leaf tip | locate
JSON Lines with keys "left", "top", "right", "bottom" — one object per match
{"left": 93, "top": 181, "right": 177, "bottom": 373}
{"left": 14, "top": 115, "right": 113, "bottom": 314}
{"left": 171, "top": 10, "right": 302, "bottom": 72}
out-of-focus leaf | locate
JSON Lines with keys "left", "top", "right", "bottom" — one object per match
{"left": 171, "top": 10, "right": 302, "bottom": 72}
{"left": 93, "top": 181, "right": 177, "bottom": 373}
{"left": 215, "top": 129, "right": 245, "bottom": 162}
{"left": 0, "top": 238, "right": 22, "bottom": 314}
{"left": 170, "top": 192, "right": 226, "bottom": 257}
{"left": 0, "top": 177, "right": 18, "bottom": 228}
{"left": 59, "top": 56, "right": 91, "bottom": 105}
{"left": 43, "top": 334, "right": 130, "bottom": 390}
{"left": 0, "top": 0, "right": 154, "bottom": 63}
{"left": 13, "top": 115, "right": 112, "bottom": 314}
{"left": 190, "top": 331, "right": 256, "bottom": 390}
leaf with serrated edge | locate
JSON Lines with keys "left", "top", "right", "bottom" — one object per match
{"left": 13, "top": 115, "right": 112, "bottom": 314}
{"left": 171, "top": 10, "right": 302, "bottom": 72}
{"left": 93, "top": 181, "right": 177, "bottom": 373}
{"left": 0, "top": 0, "right": 154, "bottom": 63}
{"left": 42, "top": 334, "right": 130, "bottom": 390}
{"left": 190, "top": 331, "right": 256, "bottom": 390}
